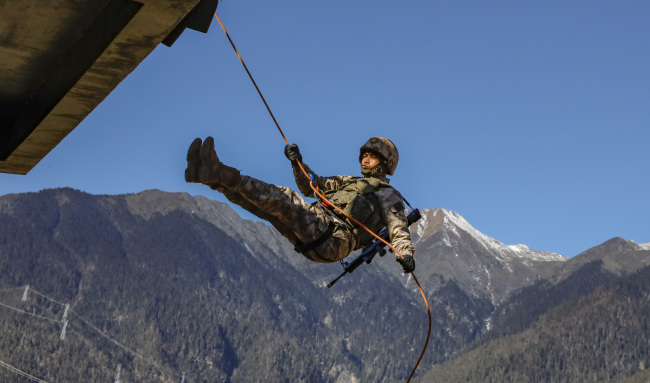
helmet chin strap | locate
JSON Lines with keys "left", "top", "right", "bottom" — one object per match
{"left": 361, "top": 163, "right": 386, "bottom": 177}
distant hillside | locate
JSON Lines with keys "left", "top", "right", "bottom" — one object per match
{"left": 486, "top": 237, "right": 650, "bottom": 340}
{"left": 548, "top": 236, "right": 650, "bottom": 282}
{"left": 416, "top": 264, "right": 650, "bottom": 383}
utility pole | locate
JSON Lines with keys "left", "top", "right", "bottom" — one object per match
{"left": 114, "top": 364, "right": 122, "bottom": 383}
{"left": 62, "top": 303, "right": 70, "bottom": 322}
{"left": 21, "top": 285, "right": 29, "bottom": 301}
{"left": 60, "top": 320, "right": 68, "bottom": 340}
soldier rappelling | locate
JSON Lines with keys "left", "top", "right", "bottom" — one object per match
{"left": 195, "top": 15, "right": 432, "bottom": 382}
{"left": 184, "top": 136, "right": 416, "bottom": 273}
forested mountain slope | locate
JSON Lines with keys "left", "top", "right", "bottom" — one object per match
{"left": 416, "top": 265, "right": 650, "bottom": 383}
{"left": 0, "top": 188, "right": 647, "bottom": 382}
{"left": 0, "top": 189, "right": 483, "bottom": 382}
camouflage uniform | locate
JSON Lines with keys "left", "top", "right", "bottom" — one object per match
{"left": 211, "top": 160, "right": 415, "bottom": 264}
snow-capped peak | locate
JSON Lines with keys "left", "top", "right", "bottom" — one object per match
{"left": 421, "top": 208, "right": 566, "bottom": 262}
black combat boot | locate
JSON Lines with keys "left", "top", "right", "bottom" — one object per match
{"left": 185, "top": 138, "right": 203, "bottom": 183}
{"left": 199, "top": 136, "right": 241, "bottom": 189}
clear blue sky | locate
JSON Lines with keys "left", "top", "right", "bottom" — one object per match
{"left": 1, "top": 1, "right": 648, "bottom": 257}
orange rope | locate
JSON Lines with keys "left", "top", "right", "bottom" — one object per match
{"left": 214, "top": 12, "right": 430, "bottom": 381}
{"left": 214, "top": 12, "right": 288, "bottom": 145}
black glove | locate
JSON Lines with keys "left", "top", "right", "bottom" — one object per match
{"left": 397, "top": 255, "right": 415, "bottom": 274}
{"left": 284, "top": 143, "right": 302, "bottom": 163}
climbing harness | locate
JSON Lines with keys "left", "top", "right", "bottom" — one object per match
{"left": 213, "top": 12, "right": 431, "bottom": 382}
{"left": 327, "top": 208, "right": 422, "bottom": 288}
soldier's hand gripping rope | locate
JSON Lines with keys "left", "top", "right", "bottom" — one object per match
{"left": 284, "top": 144, "right": 302, "bottom": 164}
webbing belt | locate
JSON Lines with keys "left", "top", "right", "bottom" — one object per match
{"left": 294, "top": 219, "right": 336, "bottom": 259}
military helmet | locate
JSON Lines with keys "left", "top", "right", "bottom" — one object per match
{"left": 358, "top": 137, "right": 399, "bottom": 176}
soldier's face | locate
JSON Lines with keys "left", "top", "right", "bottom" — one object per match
{"left": 361, "top": 152, "right": 382, "bottom": 172}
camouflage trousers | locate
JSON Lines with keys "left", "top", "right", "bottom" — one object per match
{"left": 213, "top": 175, "right": 357, "bottom": 263}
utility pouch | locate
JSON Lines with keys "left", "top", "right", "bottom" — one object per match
{"left": 325, "top": 178, "right": 382, "bottom": 228}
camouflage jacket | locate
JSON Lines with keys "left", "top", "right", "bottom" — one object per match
{"left": 292, "top": 162, "right": 415, "bottom": 257}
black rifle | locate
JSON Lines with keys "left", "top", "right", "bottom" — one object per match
{"left": 327, "top": 209, "right": 421, "bottom": 288}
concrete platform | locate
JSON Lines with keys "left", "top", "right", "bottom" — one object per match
{"left": 0, "top": 0, "right": 218, "bottom": 174}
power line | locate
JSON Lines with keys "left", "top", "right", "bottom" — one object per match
{"left": 28, "top": 288, "right": 66, "bottom": 307}
{"left": 28, "top": 287, "right": 185, "bottom": 379}
{"left": 0, "top": 285, "right": 188, "bottom": 382}
{"left": 71, "top": 314, "right": 182, "bottom": 378}
{"left": 0, "top": 301, "right": 59, "bottom": 323}
{"left": 0, "top": 359, "right": 50, "bottom": 383}
{"left": 0, "top": 286, "right": 23, "bottom": 293}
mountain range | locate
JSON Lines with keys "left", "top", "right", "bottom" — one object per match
{"left": 0, "top": 188, "right": 648, "bottom": 382}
